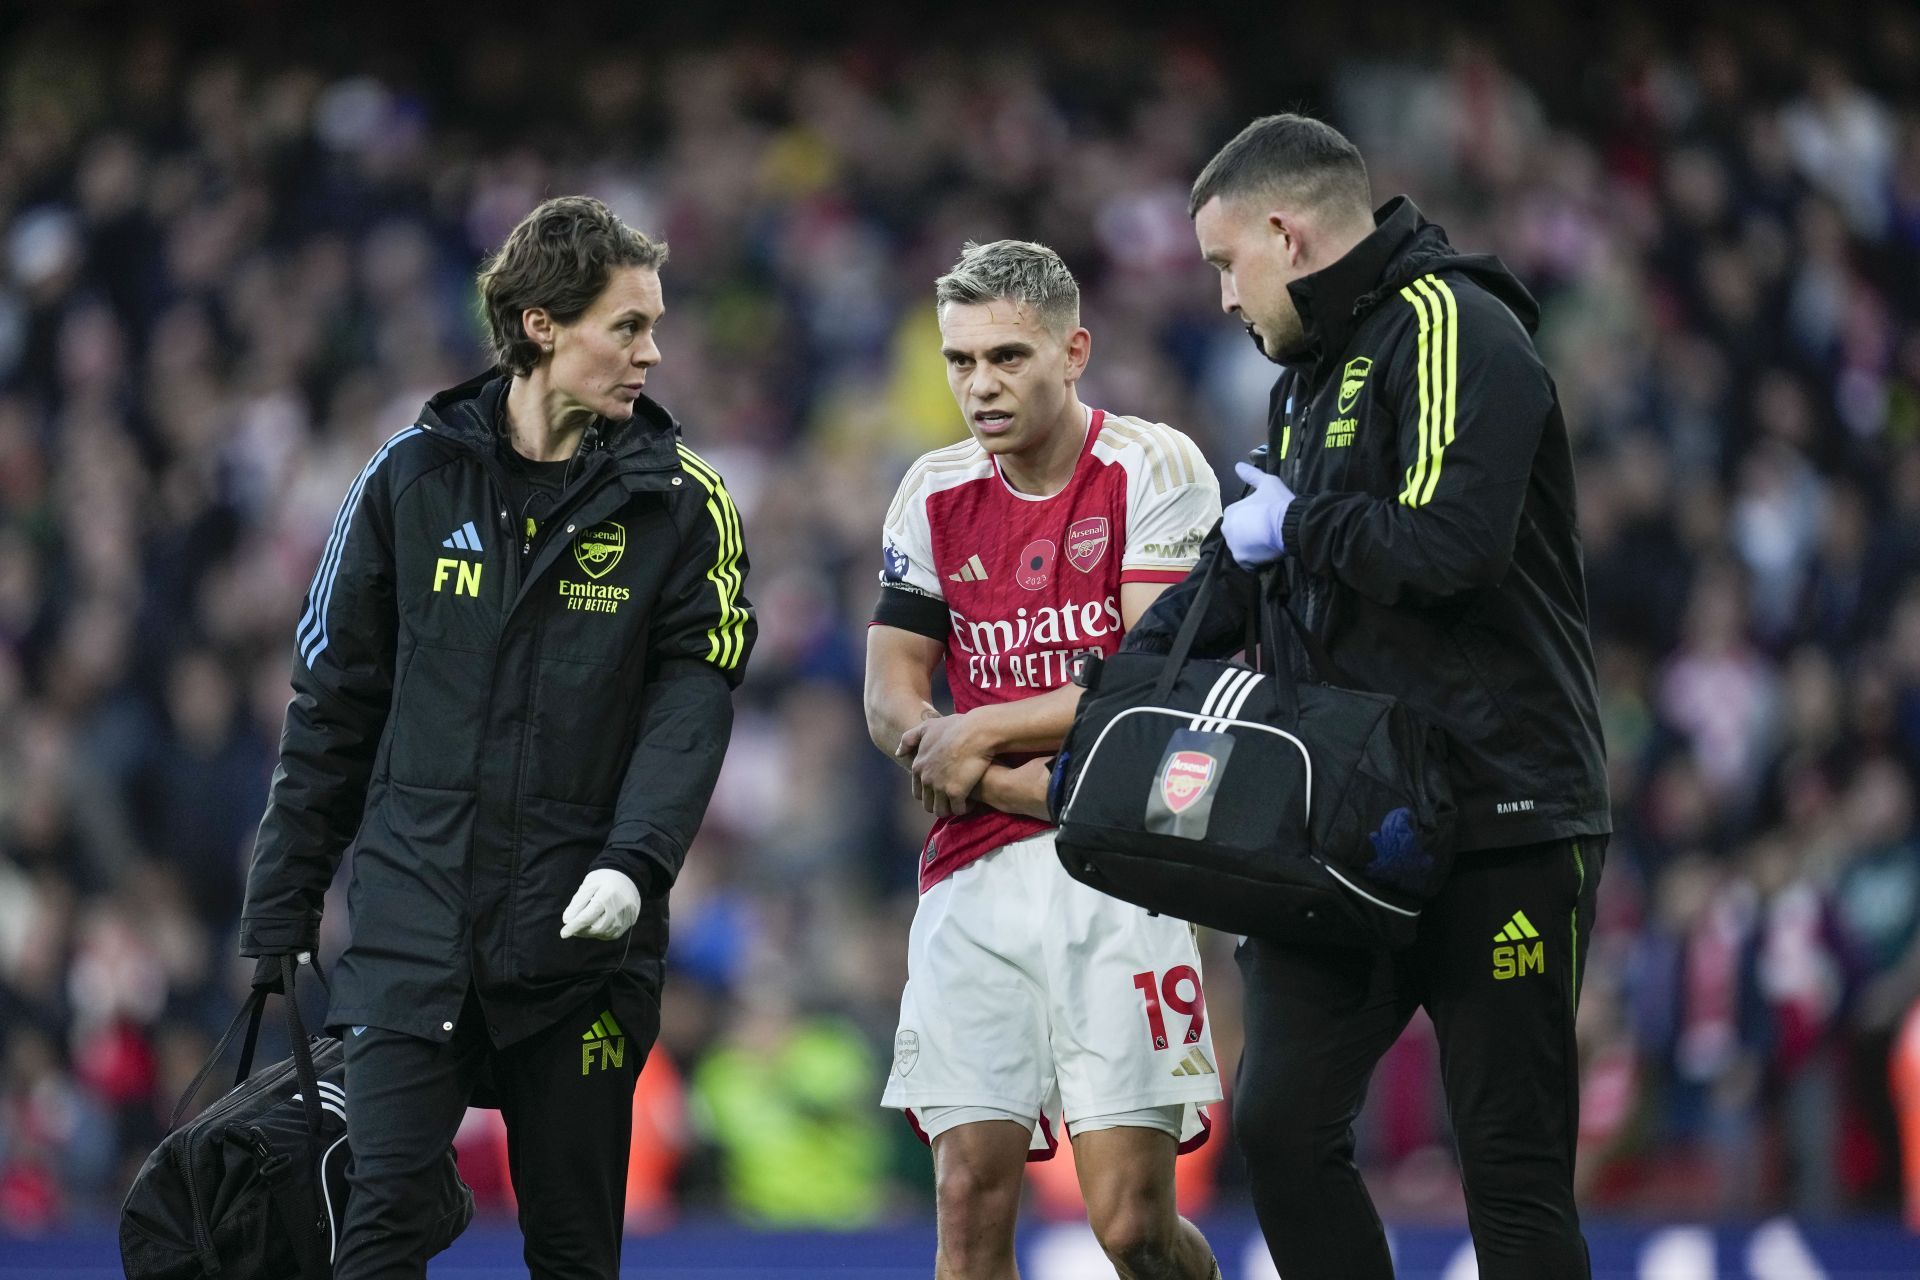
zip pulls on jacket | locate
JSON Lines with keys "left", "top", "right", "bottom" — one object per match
{"left": 414, "top": 372, "right": 690, "bottom": 616}
{"left": 440, "top": 424, "right": 624, "bottom": 616}
{"left": 507, "top": 448, "right": 686, "bottom": 618}
{"left": 472, "top": 446, "right": 528, "bottom": 605}
{"left": 514, "top": 424, "right": 601, "bottom": 562}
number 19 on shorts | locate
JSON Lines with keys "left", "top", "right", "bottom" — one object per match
{"left": 1133, "top": 966, "right": 1206, "bottom": 1050}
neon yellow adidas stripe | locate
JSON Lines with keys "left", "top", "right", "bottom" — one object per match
{"left": 1399, "top": 283, "right": 1433, "bottom": 504}
{"left": 1397, "top": 274, "right": 1459, "bottom": 507}
{"left": 676, "top": 445, "right": 747, "bottom": 669}
{"left": 1417, "top": 275, "right": 1459, "bottom": 504}
{"left": 675, "top": 445, "right": 749, "bottom": 670}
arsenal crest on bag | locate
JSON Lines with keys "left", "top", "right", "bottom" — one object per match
{"left": 1049, "top": 553, "right": 1456, "bottom": 948}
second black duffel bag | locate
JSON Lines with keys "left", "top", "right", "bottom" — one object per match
{"left": 120, "top": 954, "right": 472, "bottom": 1280}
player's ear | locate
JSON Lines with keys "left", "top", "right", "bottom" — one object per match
{"left": 521, "top": 307, "right": 556, "bottom": 359}
{"left": 1063, "top": 326, "right": 1092, "bottom": 384}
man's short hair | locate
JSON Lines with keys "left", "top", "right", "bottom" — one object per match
{"left": 1188, "top": 113, "right": 1372, "bottom": 221}
{"left": 934, "top": 239, "right": 1080, "bottom": 334}
{"left": 477, "top": 195, "right": 668, "bottom": 375}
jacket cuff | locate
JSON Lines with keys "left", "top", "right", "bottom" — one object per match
{"left": 592, "top": 844, "right": 674, "bottom": 899}
{"left": 239, "top": 914, "right": 319, "bottom": 956}
{"left": 1280, "top": 500, "right": 1306, "bottom": 556}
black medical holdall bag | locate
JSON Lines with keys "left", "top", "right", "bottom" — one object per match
{"left": 1051, "top": 556, "right": 1457, "bottom": 948}
{"left": 120, "top": 954, "right": 472, "bottom": 1280}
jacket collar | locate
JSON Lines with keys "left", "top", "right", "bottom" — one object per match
{"left": 1284, "top": 196, "right": 1425, "bottom": 372}
{"left": 418, "top": 370, "right": 682, "bottom": 475}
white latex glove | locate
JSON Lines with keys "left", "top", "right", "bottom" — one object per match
{"left": 560, "top": 868, "right": 642, "bottom": 940}
{"left": 1221, "top": 461, "right": 1297, "bottom": 567}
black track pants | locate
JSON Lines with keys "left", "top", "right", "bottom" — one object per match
{"left": 333, "top": 985, "right": 657, "bottom": 1280}
{"left": 1234, "top": 836, "right": 1604, "bottom": 1280}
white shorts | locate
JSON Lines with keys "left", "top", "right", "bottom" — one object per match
{"left": 881, "top": 830, "right": 1220, "bottom": 1159}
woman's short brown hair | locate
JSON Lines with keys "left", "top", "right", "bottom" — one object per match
{"left": 477, "top": 196, "right": 668, "bottom": 375}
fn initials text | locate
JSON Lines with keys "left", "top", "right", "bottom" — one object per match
{"left": 434, "top": 558, "right": 482, "bottom": 596}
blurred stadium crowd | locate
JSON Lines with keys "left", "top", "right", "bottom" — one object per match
{"left": 2, "top": 0, "right": 1920, "bottom": 1233}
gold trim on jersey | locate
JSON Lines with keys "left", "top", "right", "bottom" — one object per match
{"left": 1097, "top": 414, "right": 1205, "bottom": 494}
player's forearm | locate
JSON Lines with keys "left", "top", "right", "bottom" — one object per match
{"left": 865, "top": 684, "right": 940, "bottom": 764}
{"left": 960, "top": 683, "right": 1083, "bottom": 754}
{"left": 976, "top": 763, "right": 1050, "bottom": 821}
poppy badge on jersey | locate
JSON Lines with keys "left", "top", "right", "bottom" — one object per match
{"left": 1016, "top": 538, "right": 1056, "bottom": 591}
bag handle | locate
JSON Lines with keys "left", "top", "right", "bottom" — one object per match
{"left": 170, "top": 991, "right": 266, "bottom": 1130}
{"left": 269, "top": 955, "right": 331, "bottom": 1280}
{"left": 1151, "top": 540, "right": 1223, "bottom": 704}
{"left": 1253, "top": 567, "right": 1301, "bottom": 717}
{"left": 1287, "top": 558, "right": 1344, "bottom": 679}
{"left": 1255, "top": 565, "right": 1343, "bottom": 686}
{"left": 279, "top": 955, "right": 325, "bottom": 1158}
{"left": 168, "top": 955, "right": 334, "bottom": 1280}
{"left": 170, "top": 954, "right": 328, "bottom": 1141}
{"left": 1148, "top": 533, "right": 1340, "bottom": 721}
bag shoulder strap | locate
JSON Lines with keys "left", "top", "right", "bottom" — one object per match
{"left": 1150, "top": 546, "right": 1223, "bottom": 703}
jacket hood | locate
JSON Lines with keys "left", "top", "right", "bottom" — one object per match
{"left": 417, "top": 370, "right": 683, "bottom": 471}
{"left": 1363, "top": 205, "right": 1540, "bottom": 333}
{"left": 1288, "top": 197, "right": 1540, "bottom": 370}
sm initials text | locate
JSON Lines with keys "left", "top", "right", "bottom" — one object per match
{"left": 434, "top": 558, "right": 482, "bottom": 596}
{"left": 1493, "top": 941, "right": 1544, "bottom": 980}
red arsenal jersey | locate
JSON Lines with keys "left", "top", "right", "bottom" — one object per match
{"left": 878, "top": 408, "right": 1220, "bottom": 892}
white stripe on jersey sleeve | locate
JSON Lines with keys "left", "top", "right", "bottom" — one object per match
{"left": 1092, "top": 414, "right": 1222, "bottom": 574}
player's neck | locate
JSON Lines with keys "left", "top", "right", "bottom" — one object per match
{"left": 504, "top": 372, "right": 593, "bottom": 463}
{"left": 997, "top": 399, "right": 1089, "bottom": 498}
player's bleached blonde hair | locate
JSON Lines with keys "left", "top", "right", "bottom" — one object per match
{"left": 934, "top": 239, "right": 1081, "bottom": 335}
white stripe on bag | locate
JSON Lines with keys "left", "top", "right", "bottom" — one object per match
{"left": 1222, "top": 670, "right": 1264, "bottom": 722}
{"left": 320, "top": 1133, "right": 348, "bottom": 1262}
{"left": 1208, "top": 669, "right": 1254, "bottom": 732}
{"left": 1186, "top": 670, "right": 1232, "bottom": 731}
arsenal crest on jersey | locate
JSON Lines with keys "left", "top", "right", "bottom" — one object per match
{"left": 1065, "top": 516, "right": 1109, "bottom": 573}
